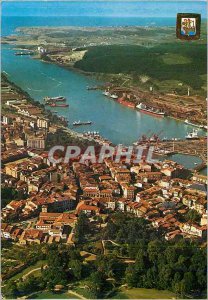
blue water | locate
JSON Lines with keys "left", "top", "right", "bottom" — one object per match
{"left": 161, "top": 154, "right": 203, "bottom": 170}
{"left": 1, "top": 6, "right": 207, "bottom": 171}
{"left": 2, "top": 44, "right": 205, "bottom": 147}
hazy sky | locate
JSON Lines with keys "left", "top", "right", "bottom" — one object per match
{"left": 2, "top": 1, "right": 206, "bottom": 18}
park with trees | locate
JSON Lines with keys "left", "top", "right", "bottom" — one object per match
{"left": 2, "top": 212, "right": 207, "bottom": 299}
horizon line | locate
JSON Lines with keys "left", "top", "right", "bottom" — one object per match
{"left": 2, "top": 0, "right": 207, "bottom": 2}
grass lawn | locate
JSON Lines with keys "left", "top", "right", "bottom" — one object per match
{"left": 161, "top": 53, "right": 191, "bottom": 65}
{"left": 74, "top": 286, "right": 94, "bottom": 299}
{"left": 80, "top": 251, "right": 96, "bottom": 262}
{"left": 30, "top": 291, "right": 80, "bottom": 299}
{"left": 8, "top": 260, "right": 47, "bottom": 281}
{"left": 112, "top": 287, "right": 176, "bottom": 299}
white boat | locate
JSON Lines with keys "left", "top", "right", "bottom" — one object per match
{"left": 185, "top": 129, "right": 199, "bottom": 140}
{"left": 73, "top": 120, "right": 92, "bottom": 126}
{"left": 136, "top": 103, "right": 165, "bottom": 117}
{"left": 102, "top": 91, "right": 111, "bottom": 97}
{"left": 110, "top": 94, "right": 118, "bottom": 99}
{"left": 44, "top": 96, "right": 66, "bottom": 102}
{"left": 102, "top": 91, "right": 118, "bottom": 99}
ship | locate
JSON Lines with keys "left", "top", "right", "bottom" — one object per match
{"left": 102, "top": 91, "right": 111, "bottom": 97}
{"left": 87, "top": 86, "right": 99, "bottom": 90}
{"left": 117, "top": 98, "right": 135, "bottom": 108}
{"left": 110, "top": 94, "right": 118, "bottom": 100}
{"left": 73, "top": 120, "right": 92, "bottom": 126}
{"left": 185, "top": 129, "right": 199, "bottom": 140}
{"left": 184, "top": 119, "right": 204, "bottom": 128}
{"left": 44, "top": 96, "right": 66, "bottom": 102}
{"left": 136, "top": 103, "right": 165, "bottom": 117}
{"left": 49, "top": 103, "right": 69, "bottom": 108}
{"left": 102, "top": 91, "right": 118, "bottom": 99}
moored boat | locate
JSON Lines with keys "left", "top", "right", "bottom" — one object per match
{"left": 117, "top": 98, "right": 135, "bottom": 108}
{"left": 102, "top": 91, "right": 111, "bottom": 97}
{"left": 136, "top": 103, "right": 165, "bottom": 117}
{"left": 110, "top": 94, "right": 118, "bottom": 99}
{"left": 49, "top": 103, "right": 69, "bottom": 107}
{"left": 185, "top": 129, "right": 200, "bottom": 140}
{"left": 73, "top": 120, "right": 92, "bottom": 126}
{"left": 102, "top": 91, "right": 118, "bottom": 99}
{"left": 44, "top": 96, "right": 66, "bottom": 102}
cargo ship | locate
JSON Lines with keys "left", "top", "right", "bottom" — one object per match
{"left": 73, "top": 120, "right": 92, "bottom": 126}
{"left": 44, "top": 96, "right": 66, "bottom": 102}
{"left": 185, "top": 129, "right": 199, "bottom": 140}
{"left": 49, "top": 103, "right": 69, "bottom": 108}
{"left": 136, "top": 103, "right": 165, "bottom": 117}
{"left": 117, "top": 98, "right": 135, "bottom": 108}
{"left": 184, "top": 119, "right": 204, "bottom": 128}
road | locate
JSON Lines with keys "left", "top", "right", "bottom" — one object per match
{"left": 22, "top": 265, "right": 47, "bottom": 280}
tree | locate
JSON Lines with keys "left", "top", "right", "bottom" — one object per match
{"left": 173, "top": 280, "right": 186, "bottom": 298}
{"left": 147, "top": 240, "right": 163, "bottom": 263}
{"left": 68, "top": 259, "right": 83, "bottom": 280}
{"left": 43, "top": 248, "right": 68, "bottom": 289}
{"left": 96, "top": 255, "right": 125, "bottom": 281}
{"left": 2, "top": 280, "right": 18, "bottom": 299}
{"left": 125, "top": 265, "right": 138, "bottom": 288}
{"left": 185, "top": 209, "right": 201, "bottom": 223}
{"left": 164, "top": 246, "right": 178, "bottom": 265}
{"left": 2, "top": 187, "right": 18, "bottom": 207}
{"left": 158, "top": 265, "right": 172, "bottom": 289}
{"left": 17, "top": 275, "right": 40, "bottom": 295}
{"left": 183, "top": 272, "right": 195, "bottom": 293}
{"left": 135, "top": 249, "right": 147, "bottom": 273}
{"left": 144, "top": 266, "right": 158, "bottom": 288}
{"left": 74, "top": 213, "right": 91, "bottom": 243}
{"left": 87, "top": 271, "right": 107, "bottom": 298}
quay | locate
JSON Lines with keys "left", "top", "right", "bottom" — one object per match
{"left": 61, "top": 126, "right": 112, "bottom": 146}
{"left": 108, "top": 86, "right": 206, "bottom": 128}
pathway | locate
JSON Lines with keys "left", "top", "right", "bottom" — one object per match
{"left": 22, "top": 265, "right": 47, "bottom": 280}
{"left": 68, "top": 290, "right": 87, "bottom": 299}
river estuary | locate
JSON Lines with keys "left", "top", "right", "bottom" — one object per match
{"left": 1, "top": 14, "right": 206, "bottom": 172}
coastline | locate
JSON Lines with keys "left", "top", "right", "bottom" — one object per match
{"left": 2, "top": 25, "right": 207, "bottom": 128}
{"left": 2, "top": 72, "right": 207, "bottom": 172}
{"left": 1, "top": 73, "right": 110, "bottom": 148}
{"left": 35, "top": 53, "right": 206, "bottom": 128}
{"left": 2, "top": 44, "right": 206, "bottom": 147}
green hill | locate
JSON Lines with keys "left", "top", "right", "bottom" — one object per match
{"left": 74, "top": 43, "right": 206, "bottom": 92}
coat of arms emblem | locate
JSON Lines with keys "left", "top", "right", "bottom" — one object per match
{"left": 176, "top": 13, "right": 201, "bottom": 40}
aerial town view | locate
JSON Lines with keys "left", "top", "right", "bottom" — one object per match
{"left": 1, "top": 1, "right": 207, "bottom": 299}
